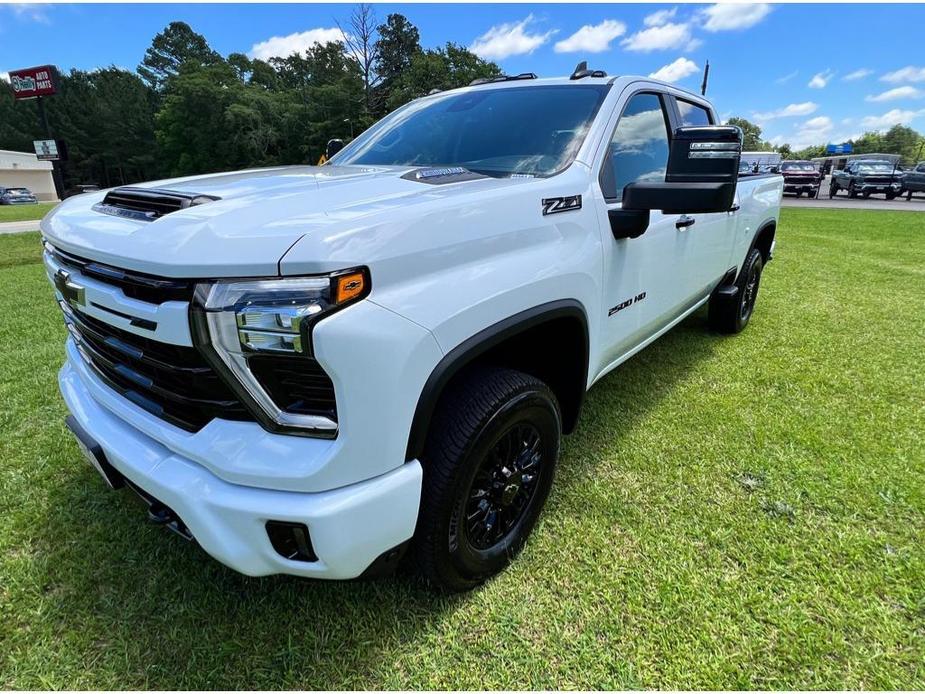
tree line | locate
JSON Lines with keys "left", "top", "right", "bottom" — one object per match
{"left": 0, "top": 6, "right": 500, "bottom": 189}
{"left": 727, "top": 116, "right": 925, "bottom": 163}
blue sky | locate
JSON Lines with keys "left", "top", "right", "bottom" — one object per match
{"left": 3, "top": 3, "right": 925, "bottom": 150}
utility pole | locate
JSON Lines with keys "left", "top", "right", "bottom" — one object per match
{"left": 35, "top": 95, "right": 66, "bottom": 201}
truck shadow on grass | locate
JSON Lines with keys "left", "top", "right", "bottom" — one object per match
{"left": 26, "top": 311, "right": 724, "bottom": 689}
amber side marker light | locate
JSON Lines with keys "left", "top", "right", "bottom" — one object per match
{"left": 335, "top": 271, "right": 367, "bottom": 304}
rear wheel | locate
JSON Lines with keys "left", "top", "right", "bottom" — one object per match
{"left": 709, "top": 248, "right": 764, "bottom": 334}
{"left": 411, "top": 367, "right": 561, "bottom": 592}
{"left": 908, "top": 190, "right": 914, "bottom": 201}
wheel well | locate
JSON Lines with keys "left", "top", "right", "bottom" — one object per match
{"left": 752, "top": 222, "right": 776, "bottom": 263}
{"left": 405, "top": 301, "right": 589, "bottom": 462}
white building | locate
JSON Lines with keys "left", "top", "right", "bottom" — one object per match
{"left": 0, "top": 149, "right": 58, "bottom": 201}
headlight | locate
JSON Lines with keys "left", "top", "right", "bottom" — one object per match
{"left": 190, "top": 268, "right": 369, "bottom": 437}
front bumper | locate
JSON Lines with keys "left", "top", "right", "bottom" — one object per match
{"left": 858, "top": 182, "right": 902, "bottom": 193}
{"left": 59, "top": 352, "right": 423, "bottom": 579}
{"left": 783, "top": 183, "right": 819, "bottom": 194}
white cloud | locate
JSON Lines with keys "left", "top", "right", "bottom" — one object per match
{"left": 248, "top": 27, "right": 344, "bottom": 60}
{"left": 860, "top": 108, "right": 925, "bottom": 130}
{"left": 753, "top": 102, "right": 819, "bottom": 121}
{"left": 866, "top": 86, "right": 924, "bottom": 103}
{"left": 775, "top": 70, "right": 798, "bottom": 85}
{"left": 772, "top": 115, "right": 835, "bottom": 151}
{"left": 803, "top": 116, "right": 833, "bottom": 131}
{"left": 843, "top": 68, "right": 873, "bottom": 81}
{"left": 685, "top": 37, "right": 704, "bottom": 52}
{"left": 554, "top": 20, "right": 626, "bottom": 54}
{"left": 649, "top": 57, "right": 699, "bottom": 83}
{"left": 881, "top": 66, "right": 925, "bottom": 83}
{"left": 808, "top": 69, "right": 834, "bottom": 89}
{"left": 644, "top": 7, "right": 678, "bottom": 27}
{"left": 621, "top": 22, "right": 692, "bottom": 53}
{"left": 700, "top": 3, "right": 771, "bottom": 31}
{"left": 6, "top": 3, "right": 50, "bottom": 23}
{"left": 470, "top": 15, "right": 555, "bottom": 60}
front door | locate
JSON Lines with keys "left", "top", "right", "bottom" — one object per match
{"left": 593, "top": 90, "right": 732, "bottom": 373}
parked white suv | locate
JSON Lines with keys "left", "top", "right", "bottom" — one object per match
{"left": 42, "top": 71, "right": 783, "bottom": 591}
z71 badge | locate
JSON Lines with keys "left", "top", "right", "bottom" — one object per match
{"left": 542, "top": 195, "right": 582, "bottom": 215}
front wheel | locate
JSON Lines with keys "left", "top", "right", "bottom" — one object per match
{"left": 829, "top": 182, "right": 838, "bottom": 198}
{"left": 886, "top": 191, "right": 897, "bottom": 200}
{"left": 708, "top": 248, "right": 764, "bottom": 334}
{"left": 848, "top": 182, "right": 859, "bottom": 198}
{"left": 411, "top": 367, "right": 561, "bottom": 592}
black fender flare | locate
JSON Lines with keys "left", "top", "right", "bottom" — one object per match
{"left": 404, "top": 299, "right": 589, "bottom": 462}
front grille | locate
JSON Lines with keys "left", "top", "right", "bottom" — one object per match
{"left": 61, "top": 301, "right": 252, "bottom": 432}
{"left": 862, "top": 177, "right": 894, "bottom": 185}
{"left": 47, "top": 242, "right": 194, "bottom": 304}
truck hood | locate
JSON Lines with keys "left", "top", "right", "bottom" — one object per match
{"left": 40, "top": 165, "right": 529, "bottom": 277}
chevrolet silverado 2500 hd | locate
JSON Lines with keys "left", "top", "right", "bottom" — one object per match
{"left": 42, "top": 72, "right": 783, "bottom": 591}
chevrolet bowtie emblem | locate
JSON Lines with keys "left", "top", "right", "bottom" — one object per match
{"left": 53, "top": 269, "right": 86, "bottom": 308}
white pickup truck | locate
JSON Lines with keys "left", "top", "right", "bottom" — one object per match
{"left": 42, "top": 70, "right": 783, "bottom": 591}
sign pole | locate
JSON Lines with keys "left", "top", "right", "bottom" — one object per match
{"left": 35, "top": 95, "right": 65, "bottom": 201}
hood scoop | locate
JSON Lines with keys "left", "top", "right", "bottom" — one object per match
{"left": 93, "top": 187, "right": 220, "bottom": 222}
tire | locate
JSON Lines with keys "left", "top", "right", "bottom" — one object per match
{"left": 708, "top": 248, "right": 764, "bottom": 334}
{"left": 410, "top": 367, "right": 561, "bottom": 592}
{"left": 795, "top": 190, "right": 802, "bottom": 198}
{"left": 862, "top": 191, "right": 871, "bottom": 199}
{"left": 848, "top": 182, "right": 858, "bottom": 199}
{"left": 908, "top": 191, "right": 914, "bottom": 201}
{"left": 886, "top": 191, "right": 897, "bottom": 201}
{"left": 828, "top": 182, "right": 838, "bottom": 198}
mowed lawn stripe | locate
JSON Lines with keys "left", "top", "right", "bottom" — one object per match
{"left": 0, "top": 208, "right": 922, "bottom": 689}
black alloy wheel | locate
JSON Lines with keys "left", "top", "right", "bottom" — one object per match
{"left": 463, "top": 423, "right": 543, "bottom": 551}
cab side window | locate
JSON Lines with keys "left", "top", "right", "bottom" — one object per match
{"left": 677, "top": 99, "right": 713, "bottom": 127}
{"left": 601, "top": 93, "right": 671, "bottom": 201}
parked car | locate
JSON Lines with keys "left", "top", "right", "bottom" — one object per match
{"left": 65, "top": 184, "right": 101, "bottom": 198}
{"left": 902, "top": 161, "right": 925, "bottom": 200}
{"left": 829, "top": 159, "right": 904, "bottom": 199}
{"left": 779, "top": 160, "right": 821, "bottom": 198}
{"left": 41, "top": 72, "right": 783, "bottom": 591}
{"left": 0, "top": 186, "right": 38, "bottom": 204}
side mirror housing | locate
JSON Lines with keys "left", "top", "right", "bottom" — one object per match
{"left": 622, "top": 125, "right": 742, "bottom": 215}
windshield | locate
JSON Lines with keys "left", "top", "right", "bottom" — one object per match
{"left": 334, "top": 84, "right": 610, "bottom": 177}
{"left": 781, "top": 163, "right": 815, "bottom": 171}
{"left": 856, "top": 162, "right": 892, "bottom": 172}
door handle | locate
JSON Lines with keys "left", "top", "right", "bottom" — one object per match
{"left": 676, "top": 215, "right": 696, "bottom": 230}
{"left": 729, "top": 203, "right": 741, "bottom": 213}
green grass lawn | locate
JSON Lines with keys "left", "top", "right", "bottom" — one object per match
{"left": 0, "top": 208, "right": 922, "bottom": 689}
{"left": 0, "top": 201, "right": 57, "bottom": 223}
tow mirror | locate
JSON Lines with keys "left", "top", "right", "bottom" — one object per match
{"left": 610, "top": 125, "right": 742, "bottom": 240}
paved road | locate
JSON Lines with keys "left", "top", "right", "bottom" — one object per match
{"left": 782, "top": 194, "right": 925, "bottom": 212}
{"left": 0, "top": 220, "right": 41, "bottom": 235}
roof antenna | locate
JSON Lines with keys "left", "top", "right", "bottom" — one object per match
{"left": 701, "top": 60, "right": 710, "bottom": 96}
